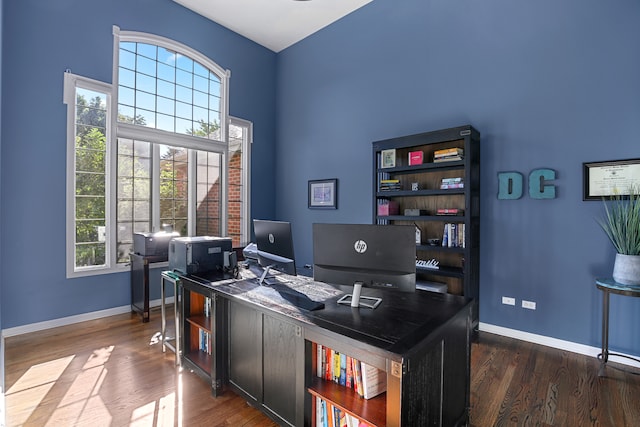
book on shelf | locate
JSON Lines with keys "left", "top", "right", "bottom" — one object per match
{"left": 436, "top": 208, "right": 464, "bottom": 215}
{"left": 380, "top": 149, "right": 396, "bottom": 168}
{"left": 442, "top": 223, "right": 465, "bottom": 248}
{"left": 315, "top": 396, "right": 371, "bottom": 427}
{"left": 440, "top": 177, "right": 464, "bottom": 189}
{"left": 440, "top": 183, "right": 464, "bottom": 189}
{"left": 433, "top": 147, "right": 464, "bottom": 158}
{"left": 408, "top": 150, "right": 424, "bottom": 166}
{"left": 379, "top": 179, "right": 401, "bottom": 191}
{"left": 360, "top": 362, "right": 387, "bottom": 400}
{"left": 314, "top": 343, "right": 386, "bottom": 400}
{"left": 433, "top": 155, "right": 463, "bottom": 163}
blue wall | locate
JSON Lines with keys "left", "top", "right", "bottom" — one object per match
{"left": 276, "top": 0, "right": 640, "bottom": 355}
{"left": 1, "top": 0, "right": 640, "bottom": 360}
{"left": 0, "top": 0, "right": 277, "bottom": 328}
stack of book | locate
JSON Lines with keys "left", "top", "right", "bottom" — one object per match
{"left": 379, "top": 179, "right": 401, "bottom": 191}
{"left": 442, "top": 223, "right": 465, "bottom": 248}
{"left": 315, "top": 343, "right": 387, "bottom": 400}
{"left": 440, "top": 177, "right": 464, "bottom": 189}
{"left": 433, "top": 147, "right": 464, "bottom": 163}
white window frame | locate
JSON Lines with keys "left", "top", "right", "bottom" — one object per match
{"left": 64, "top": 28, "right": 251, "bottom": 278}
{"left": 229, "top": 116, "right": 253, "bottom": 245}
{"left": 63, "top": 72, "right": 114, "bottom": 277}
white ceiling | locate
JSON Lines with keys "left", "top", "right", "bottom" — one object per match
{"left": 173, "top": 0, "right": 373, "bottom": 52}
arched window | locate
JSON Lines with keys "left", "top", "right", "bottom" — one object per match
{"left": 65, "top": 27, "right": 250, "bottom": 276}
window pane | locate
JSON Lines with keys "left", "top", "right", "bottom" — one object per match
{"left": 136, "top": 55, "right": 156, "bottom": 78}
{"left": 119, "top": 48, "right": 135, "bottom": 70}
{"left": 136, "top": 72, "right": 156, "bottom": 94}
{"left": 137, "top": 43, "right": 157, "bottom": 60}
{"left": 176, "top": 54, "right": 193, "bottom": 72}
{"left": 119, "top": 67, "right": 135, "bottom": 88}
{"left": 196, "top": 150, "right": 222, "bottom": 237}
{"left": 116, "top": 138, "right": 151, "bottom": 261}
{"left": 77, "top": 148, "right": 105, "bottom": 173}
{"left": 76, "top": 243, "right": 106, "bottom": 267}
{"left": 157, "top": 80, "right": 175, "bottom": 99}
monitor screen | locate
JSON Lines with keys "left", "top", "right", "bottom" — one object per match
{"left": 313, "top": 223, "right": 416, "bottom": 308}
{"left": 253, "top": 219, "right": 297, "bottom": 284}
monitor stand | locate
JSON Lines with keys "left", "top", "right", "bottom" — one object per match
{"left": 258, "top": 264, "right": 275, "bottom": 286}
{"left": 337, "top": 281, "right": 382, "bottom": 309}
{"left": 257, "top": 264, "right": 287, "bottom": 286}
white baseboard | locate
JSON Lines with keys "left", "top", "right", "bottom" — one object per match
{"left": 480, "top": 322, "right": 640, "bottom": 369}
{"left": 1, "top": 297, "right": 174, "bottom": 338}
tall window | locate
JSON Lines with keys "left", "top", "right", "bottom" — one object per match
{"left": 65, "top": 28, "right": 250, "bottom": 277}
{"left": 64, "top": 74, "right": 112, "bottom": 273}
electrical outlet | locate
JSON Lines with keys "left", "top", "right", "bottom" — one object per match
{"left": 502, "top": 296, "right": 516, "bottom": 306}
{"left": 522, "top": 300, "right": 536, "bottom": 310}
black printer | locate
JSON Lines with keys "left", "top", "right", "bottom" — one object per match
{"left": 169, "top": 236, "right": 234, "bottom": 275}
{"left": 133, "top": 231, "right": 180, "bottom": 258}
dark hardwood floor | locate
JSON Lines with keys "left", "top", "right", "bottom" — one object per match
{"left": 4, "top": 308, "right": 640, "bottom": 426}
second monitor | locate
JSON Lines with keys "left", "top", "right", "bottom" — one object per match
{"left": 253, "top": 219, "right": 297, "bottom": 285}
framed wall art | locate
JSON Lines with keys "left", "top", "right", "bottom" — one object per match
{"left": 583, "top": 158, "right": 640, "bottom": 200}
{"left": 308, "top": 179, "right": 338, "bottom": 209}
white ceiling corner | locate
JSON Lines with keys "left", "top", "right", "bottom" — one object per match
{"left": 173, "top": 0, "right": 373, "bottom": 52}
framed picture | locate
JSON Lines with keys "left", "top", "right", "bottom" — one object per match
{"left": 308, "top": 179, "right": 338, "bottom": 209}
{"left": 381, "top": 149, "right": 396, "bottom": 168}
{"left": 583, "top": 158, "right": 640, "bottom": 200}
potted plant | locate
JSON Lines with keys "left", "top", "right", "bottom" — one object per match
{"left": 598, "top": 185, "right": 640, "bottom": 285}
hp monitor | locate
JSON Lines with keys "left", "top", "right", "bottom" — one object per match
{"left": 313, "top": 223, "right": 416, "bottom": 309}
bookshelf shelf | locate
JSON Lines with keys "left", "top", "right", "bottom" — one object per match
{"left": 180, "top": 281, "right": 224, "bottom": 396}
{"left": 373, "top": 125, "right": 480, "bottom": 330}
{"left": 308, "top": 378, "right": 386, "bottom": 427}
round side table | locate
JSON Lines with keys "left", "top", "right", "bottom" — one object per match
{"left": 595, "top": 278, "right": 640, "bottom": 376}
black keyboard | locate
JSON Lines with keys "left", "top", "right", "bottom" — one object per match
{"left": 268, "top": 283, "right": 325, "bottom": 311}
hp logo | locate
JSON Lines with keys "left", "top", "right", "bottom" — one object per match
{"left": 354, "top": 239, "right": 367, "bottom": 253}
{"left": 268, "top": 233, "right": 275, "bottom": 244}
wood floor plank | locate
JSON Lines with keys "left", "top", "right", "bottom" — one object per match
{"left": 5, "top": 310, "right": 640, "bottom": 426}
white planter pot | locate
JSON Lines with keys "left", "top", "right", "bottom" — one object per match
{"left": 612, "top": 253, "right": 640, "bottom": 286}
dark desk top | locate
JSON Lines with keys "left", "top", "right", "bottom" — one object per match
{"left": 181, "top": 264, "right": 472, "bottom": 356}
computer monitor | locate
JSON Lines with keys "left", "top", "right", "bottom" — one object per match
{"left": 253, "top": 219, "right": 297, "bottom": 285}
{"left": 313, "top": 223, "right": 416, "bottom": 309}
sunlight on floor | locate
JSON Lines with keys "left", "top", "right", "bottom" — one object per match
{"left": 6, "top": 355, "right": 75, "bottom": 425}
{"left": 6, "top": 340, "right": 186, "bottom": 426}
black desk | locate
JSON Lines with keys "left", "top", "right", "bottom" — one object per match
{"left": 596, "top": 278, "right": 640, "bottom": 376}
{"left": 179, "top": 267, "right": 473, "bottom": 426}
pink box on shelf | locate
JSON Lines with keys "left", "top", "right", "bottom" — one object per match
{"left": 377, "top": 201, "right": 399, "bottom": 216}
{"left": 408, "top": 151, "right": 424, "bottom": 166}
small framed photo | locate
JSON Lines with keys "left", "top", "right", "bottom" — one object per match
{"left": 381, "top": 149, "right": 396, "bottom": 168}
{"left": 583, "top": 158, "right": 640, "bottom": 200}
{"left": 308, "top": 179, "right": 338, "bottom": 209}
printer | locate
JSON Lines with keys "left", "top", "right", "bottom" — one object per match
{"left": 169, "top": 236, "right": 234, "bottom": 275}
{"left": 133, "top": 231, "right": 180, "bottom": 258}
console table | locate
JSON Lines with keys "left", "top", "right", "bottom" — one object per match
{"left": 595, "top": 278, "right": 640, "bottom": 376}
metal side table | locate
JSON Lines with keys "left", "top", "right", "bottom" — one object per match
{"left": 161, "top": 270, "right": 182, "bottom": 365}
{"left": 595, "top": 278, "right": 640, "bottom": 376}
